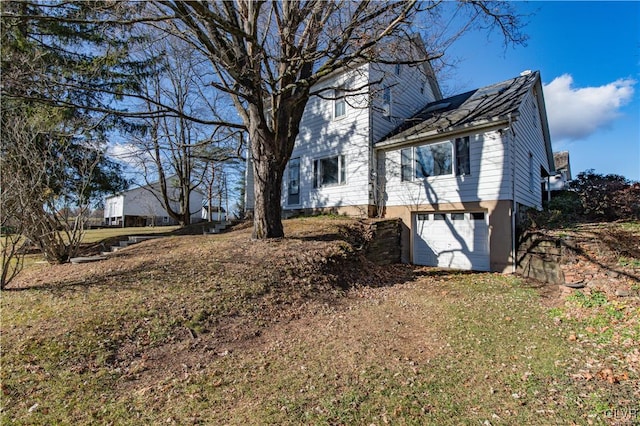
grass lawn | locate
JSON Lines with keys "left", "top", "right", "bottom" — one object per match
{"left": 1, "top": 217, "right": 638, "bottom": 424}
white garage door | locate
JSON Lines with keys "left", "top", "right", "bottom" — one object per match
{"left": 413, "top": 212, "right": 490, "bottom": 271}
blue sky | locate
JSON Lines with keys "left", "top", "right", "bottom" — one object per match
{"left": 441, "top": 1, "right": 639, "bottom": 181}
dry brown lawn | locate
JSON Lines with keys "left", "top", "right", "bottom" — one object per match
{"left": 2, "top": 217, "right": 638, "bottom": 425}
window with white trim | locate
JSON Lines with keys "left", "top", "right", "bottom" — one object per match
{"left": 455, "top": 137, "right": 471, "bottom": 175}
{"left": 313, "top": 155, "right": 346, "bottom": 188}
{"left": 334, "top": 88, "right": 346, "bottom": 118}
{"left": 416, "top": 141, "right": 452, "bottom": 177}
{"left": 401, "top": 148, "right": 413, "bottom": 181}
{"left": 400, "top": 136, "right": 470, "bottom": 181}
{"left": 287, "top": 158, "right": 300, "bottom": 205}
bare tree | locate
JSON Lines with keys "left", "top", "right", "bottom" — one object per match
{"left": 1, "top": 107, "right": 113, "bottom": 264}
{"left": 139, "top": 0, "right": 525, "bottom": 239}
{"left": 2, "top": 1, "right": 525, "bottom": 240}
{"left": 1, "top": 164, "right": 26, "bottom": 289}
{"left": 127, "top": 36, "right": 243, "bottom": 226}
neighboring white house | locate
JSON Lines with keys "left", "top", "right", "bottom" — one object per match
{"left": 547, "top": 151, "right": 572, "bottom": 192}
{"left": 104, "top": 181, "right": 205, "bottom": 227}
{"left": 202, "top": 206, "right": 227, "bottom": 222}
{"left": 245, "top": 43, "right": 556, "bottom": 273}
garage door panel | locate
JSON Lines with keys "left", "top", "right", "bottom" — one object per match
{"left": 413, "top": 212, "right": 490, "bottom": 271}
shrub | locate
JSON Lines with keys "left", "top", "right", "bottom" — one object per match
{"left": 568, "top": 170, "right": 636, "bottom": 221}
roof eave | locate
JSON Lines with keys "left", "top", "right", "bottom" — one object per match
{"left": 533, "top": 76, "right": 556, "bottom": 173}
{"left": 375, "top": 113, "right": 519, "bottom": 150}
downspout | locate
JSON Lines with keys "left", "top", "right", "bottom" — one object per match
{"left": 369, "top": 64, "right": 377, "bottom": 217}
{"left": 508, "top": 113, "right": 517, "bottom": 274}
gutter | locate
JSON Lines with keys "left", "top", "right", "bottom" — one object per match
{"left": 375, "top": 113, "right": 520, "bottom": 151}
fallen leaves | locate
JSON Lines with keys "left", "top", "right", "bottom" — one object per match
{"left": 595, "top": 368, "right": 629, "bottom": 384}
{"left": 572, "top": 368, "right": 630, "bottom": 384}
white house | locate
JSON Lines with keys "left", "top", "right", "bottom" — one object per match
{"left": 104, "top": 181, "right": 205, "bottom": 227}
{"left": 245, "top": 46, "right": 556, "bottom": 273}
{"left": 201, "top": 206, "right": 227, "bottom": 222}
{"left": 547, "top": 151, "right": 572, "bottom": 192}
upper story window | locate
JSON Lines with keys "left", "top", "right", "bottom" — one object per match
{"left": 400, "top": 136, "right": 470, "bottom": 181}
{"left": 334, "top": 88, "right": 346, "bottom": 118}
{"left": 313, "top": 155, "right": 346, "bottom": 187}
{"left": 382, "top": 85, "right": 392, "bottom": 120}
{"left": 416, "top": 141, "right": 452, "bottom": 177}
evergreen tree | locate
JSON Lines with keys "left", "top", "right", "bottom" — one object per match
{"left": 0, "top": 1, "right": 142, "bottom": 264}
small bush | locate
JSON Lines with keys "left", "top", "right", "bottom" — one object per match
{"left": 545, "top": 191, "right": 582, "bottom": 216}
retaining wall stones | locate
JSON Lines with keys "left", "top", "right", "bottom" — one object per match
{"left": 363, "top": 219, "right": 402, "bottom": 265}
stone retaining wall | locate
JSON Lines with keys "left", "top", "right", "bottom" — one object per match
{"left": 363, "top": 219, "right": 402, "bottom": 265}
{"left": 516, "top": 231, "right": 565, "bottom": 284}
{"left": 517, "top": 229, "right": 639, "bottom": 297}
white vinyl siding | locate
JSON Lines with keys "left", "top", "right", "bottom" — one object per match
{"left": 382, "top": 131, "right": 512, "bottom": 207}
{"left": 104, "top": 195, "right": 124, "bottom": 219}
{"left": 512, "top": 90, "right": 551, "bottom": 209}
{"left": 245, "top": 56, "right": 441, "bottom": 214}
{"left": 369, "top": 63, "right": 439, "bottom": 144}
{"left": 286, "top": 65, "right": 372, "bottom": 209}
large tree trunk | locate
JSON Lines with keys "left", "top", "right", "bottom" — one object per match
{"left": 179, "top": 182, "right": 191, "bottom": 227}
{"left": 247, "top": 95, "right": 305, "bottom": 239}
{"left": 252, "top": 152, "right": 285, "bottom": 239}
{"left": 250, "top": 121, "right": 287, "bottom": 238}
{"left": 248, "top": 105, "right": 291, "bottom": 239}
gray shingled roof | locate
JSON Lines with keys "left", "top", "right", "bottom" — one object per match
{"left": 379, "top": 71, "right": 540, "bottom": 145}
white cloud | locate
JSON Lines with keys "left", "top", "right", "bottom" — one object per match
{"left": 543, "top": 74, "right": 635, "bottom": 141}
{"left": 107, "top": 143, "right": 148, "bottom": 168}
